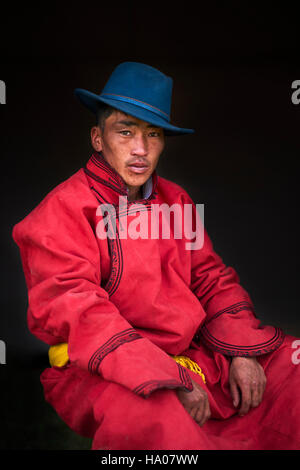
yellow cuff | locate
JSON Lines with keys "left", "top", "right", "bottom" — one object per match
{"left": 48, "top": 343, "right": 69, "bottom": 367}
{"left": 172, "top": 355, "right": 206, "bottom": 384}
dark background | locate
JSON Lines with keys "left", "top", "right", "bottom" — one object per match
{"left": 0, "top": 2, "right": 299, "bottom": 450}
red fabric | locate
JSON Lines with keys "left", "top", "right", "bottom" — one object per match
{"left": 12, "top": 151, "right": 298, "bottom": 449}
{"left": 41, "top": 335, "right": 300, "bottom": 450}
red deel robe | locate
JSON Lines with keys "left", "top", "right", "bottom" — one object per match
{"left": 13, "top": 152, "right": 300, "bottom": 450}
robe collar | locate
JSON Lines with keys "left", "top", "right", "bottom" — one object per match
{"left": 85, "top": 151, "right": 158, "bottom": 202}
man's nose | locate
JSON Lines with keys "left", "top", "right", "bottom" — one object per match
{"left": 131, "top": 134, "right": 149, "bottom": 156}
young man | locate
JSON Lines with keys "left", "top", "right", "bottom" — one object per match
{"left": 12, "top": 62, "right": 300, "bottom": 450}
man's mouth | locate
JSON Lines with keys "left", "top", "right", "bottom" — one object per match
{"left": 127, "top": 162, "right": 150, "bottom": 174}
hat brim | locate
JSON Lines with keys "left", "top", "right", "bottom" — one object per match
{"left": 74, "top": 88, "right": 194, "bottom": 136}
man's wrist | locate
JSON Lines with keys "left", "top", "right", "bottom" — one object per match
{"left": 231, "top": 356, "right": 257, "bottom": 362}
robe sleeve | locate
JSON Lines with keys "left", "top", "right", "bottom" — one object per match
{"left": 187, "top": 196, "right": 284, "bottom": 357}
{"left": 12, "top": 185, "right": 192, "bottom": 398}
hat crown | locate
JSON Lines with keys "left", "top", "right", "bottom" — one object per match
{"left": 101, "top": 62, "right": 173, "bottom": 121}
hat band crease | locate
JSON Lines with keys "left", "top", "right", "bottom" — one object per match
{"left": 101, "top": 93, "right": 170, "bottom": 121}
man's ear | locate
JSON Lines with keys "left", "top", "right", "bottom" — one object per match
{"left": 90, "top": 126, "right": 103, "bottom": 152}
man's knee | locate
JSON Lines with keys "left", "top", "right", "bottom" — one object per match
{"left": 92, "top": 386, "right": 191, "bottom": 450}
{"left": 41, "top": 365, "right": 106, "bottom": 438}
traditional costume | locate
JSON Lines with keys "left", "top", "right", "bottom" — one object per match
{"left": 12, "top": 63, "right": 300, "bottom": 450}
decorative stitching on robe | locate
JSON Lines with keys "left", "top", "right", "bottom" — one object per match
{"left": 204, "top": 300, "right": 255, "bottom": 325}
{"left": 88, "top": 328, "right": 143, "bottom": 374}
{"left": 198, "top": 301, "right": 284, "bottom": 356}
{"left": 132, "top": 363, "right": 193, "bottom": 398}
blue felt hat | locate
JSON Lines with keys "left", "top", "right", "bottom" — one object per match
{"left": 74, "top": 62, "right": 194, "bottom": 136}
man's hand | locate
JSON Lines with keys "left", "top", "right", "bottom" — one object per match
{"left": 229, "top": 356, "right": 266, "bottom": 416}
{"left": 176, "top": 378, "right": 211, "bottom": 426}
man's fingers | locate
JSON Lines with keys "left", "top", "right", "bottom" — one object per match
{"left": 240, "top": 379, "right": 266, "bottom": 415}
{"left": 238, "top": 384, "right": 252, "bottom": 416}
{"left": 194, "top": 398, "right": 205, "bottom": 424}
{"left": 229, "top": 380, "right": 240, "bottom": 408}
{"left": 189, "top": 399, "right": 211, "bottom": 426}
{"left": 229, "top": 357, "right": 267, "bottom": 416}
{"left": 251, "top": 377, "right": 266, "bottom": 408}
{"left": 251, "top": 382, "right": 262, "bottom": 408}
{"left": 200, "top": 398, "right": 211, "bottom": 426}
{"left": 194, "top": 400, "right": 210, "bottom": 426}
{"left": 193, "top": 405, "right": 203, "bottom": 424}
{"left": 177, "top": 379, "right": 211, "bottom": 426}
{"left": 189, "top": 406, "right": 197, "bottom": 421}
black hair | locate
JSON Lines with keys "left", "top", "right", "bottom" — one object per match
{"left": 96, "top": 104, "right": 116, "bottom": 132}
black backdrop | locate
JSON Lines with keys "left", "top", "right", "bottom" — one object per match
{"left": 1, "top": 2, "right": 299, "bottom": 451}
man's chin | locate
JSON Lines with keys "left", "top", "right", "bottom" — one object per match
{"left": 124, "top": 170, "right": 151, "bottom": 187}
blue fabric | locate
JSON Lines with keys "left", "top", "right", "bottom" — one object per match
{"left": 74, "top": 62, "right": 194, "bottom": 136}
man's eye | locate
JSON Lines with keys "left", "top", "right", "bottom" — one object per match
{"left": 149, "top": 131, "right": 161, "bottom": 137}
{"left": 119, "top": 130, "right": 131, "bottom": 136}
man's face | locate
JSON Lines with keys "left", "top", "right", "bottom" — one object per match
{"left": 91, "top": 110, "right": 165, "bottom": 193}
